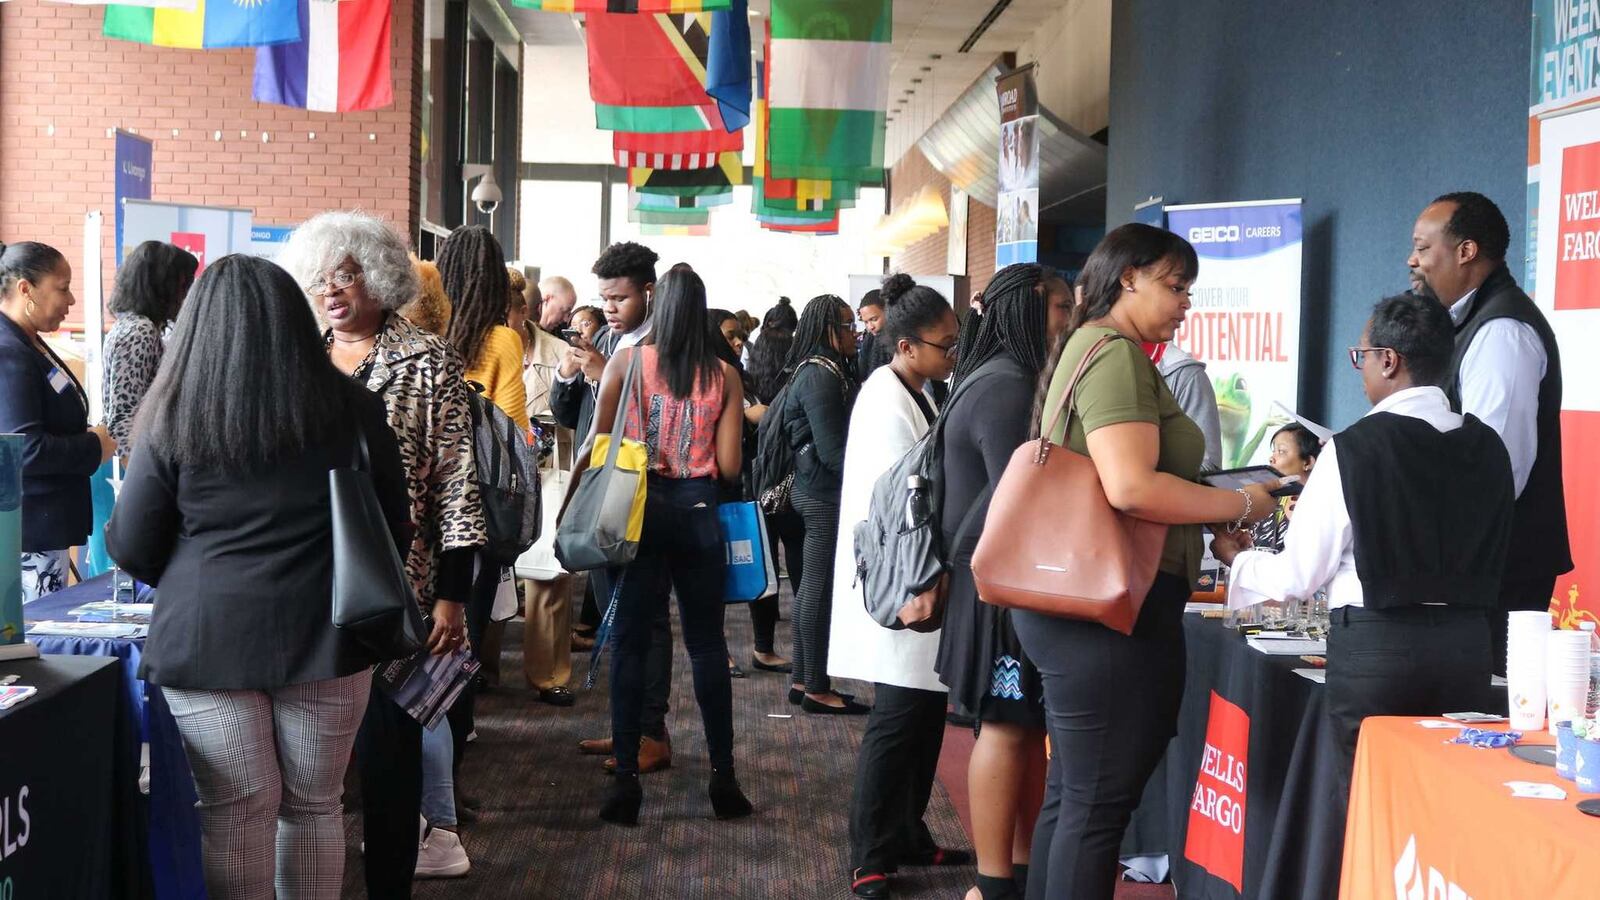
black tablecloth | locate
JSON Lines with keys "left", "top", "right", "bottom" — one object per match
{"left": 1124, "top": 615, "right": 1346, "bottom": 900}
{"left": 0, "top": 654, "right": 150, "bottom": 899}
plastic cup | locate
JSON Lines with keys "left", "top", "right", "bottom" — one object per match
{"left": 1556, "top": 722, "right": 1577, "bottom": 780}
{"left": 1575, "top": 739, "right": 1600, "bottom": 794}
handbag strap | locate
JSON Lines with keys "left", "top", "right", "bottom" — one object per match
{"left": 350, "top": 424, "right": 372, "bottom": 472}
{"left": 1038, "top": 333, "right": 1129, "bottom": 451}
{"left": 602, "top": 348, "right": 643, "bottom": 470}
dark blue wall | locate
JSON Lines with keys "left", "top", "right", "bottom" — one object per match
{"left": 1107, "top": 0, "right": 1530, "bottom": 427}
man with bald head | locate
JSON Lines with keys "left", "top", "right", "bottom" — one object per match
{"left": 539, "top": 276, "right": 578, "bottom": 333}
{"left": 1407, "top": 191, "right": 1571, "bottom": 673}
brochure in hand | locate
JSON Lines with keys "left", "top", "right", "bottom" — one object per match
{"left": 375, "top": 644, "right": 480, "bottom": 730}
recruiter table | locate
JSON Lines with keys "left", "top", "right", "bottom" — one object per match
{"left": 24, "top": 576, "right": 204, "bottom": 900}
{"left": 0, "top": 654, "right": 144, "bottom": 899}
{"left": 1341, "top": 718, "right": 1600, "bottom": 898}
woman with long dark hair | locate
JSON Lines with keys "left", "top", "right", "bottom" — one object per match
{"left": 440, "top": 225, "right": 530, "bottom": 435}
{"left": 746, "top": 296, "right": 796, "bottom": 404}
{"left": 1017, "top": 225, "right": 1275, "bottom": 900}
{"left": 106, "top": 255, "right": 411, "bottom": 899}
{"left": 0, "top": 241, "right": 115, "bottom": 601}
{"left": 708, "top": 308, "right": 788, "bottom": 675}
{"left": 103, "top": 240, "right": 197, "bottom": 455}
{"left": 935, "top": 263, "right": 1075, "bottom": 900}
{"left": 571, "top": 265, "right": 753, "bottom": 825}
{"left": 830, "top": 274, "right": 966, "bottom": 898}
{"left": 776, "top": 294, "right": 862, "bottom": 714}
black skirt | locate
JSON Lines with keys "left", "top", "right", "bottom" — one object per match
{"left": 934, "top": 562, "right": 1044, "bottom": 729}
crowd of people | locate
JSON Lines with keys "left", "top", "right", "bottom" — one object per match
{"left": 0, "top": 185, "right": 1568, "bottom": 900}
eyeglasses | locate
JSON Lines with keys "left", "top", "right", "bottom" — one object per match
{"left": 911, "top": 336, "right": 958, "bottom": 359}
{"left": 833, "top": 321, "right": 856, "bottom": 334}
{"left": 1347, "top": 346, "right": 1394, "bottom": 369}
{"left": 307, "top": 270, "right": 363, "bottom": 296}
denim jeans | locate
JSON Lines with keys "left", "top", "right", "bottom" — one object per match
{"left": 420, "top": 716, "right": 455, "bottom": 827}
{"left": 609, "top": 475, "right": 734, "bottom": 775}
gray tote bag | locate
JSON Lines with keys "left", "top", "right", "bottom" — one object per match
{"left": 553, "top": 349, "right": 648, "bottom": 572}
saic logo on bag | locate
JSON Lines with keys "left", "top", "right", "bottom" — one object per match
{"left": 1183, "top": 691, "right": 1248, "bottom": 893}
{"left": 727, "top": 539, "right": 754, "bottom": 567}
{"left": 1393, "top": 835, "right": 1474, "bottom": 900}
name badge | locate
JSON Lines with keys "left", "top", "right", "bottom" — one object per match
{"left": 47, "top": 367, "right": 71, "bottom": 394}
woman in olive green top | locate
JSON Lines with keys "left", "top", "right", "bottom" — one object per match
{"left": 1013, "top": 224, "right": 1277, "bottom": 900}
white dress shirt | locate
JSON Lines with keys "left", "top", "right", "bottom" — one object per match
{"left": 1227, "top": 386, "right": 1463, "bottom": 611}
{"left": 1449, "top": 288, "right": 1546, "bottom": 497}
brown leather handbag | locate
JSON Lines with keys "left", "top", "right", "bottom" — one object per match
{"left": 969, "top": 334, "right": 1169, "bottom": 635}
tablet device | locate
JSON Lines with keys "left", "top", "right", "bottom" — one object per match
{"left": 1200, "top": 466, "right": 1283, "bottom": 491}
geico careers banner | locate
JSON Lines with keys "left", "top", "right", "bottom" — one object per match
{"left": 1166, "top": 200, "right": 1304, "bottom": 469}
{"left": 1534, "top": 104, "right": 1600, "bottom": 627}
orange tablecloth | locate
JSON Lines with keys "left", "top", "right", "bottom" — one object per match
{"left": 1340, "top": 717, "right": 1600, "bottom": 899}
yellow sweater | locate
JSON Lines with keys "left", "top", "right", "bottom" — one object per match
{"left": 466, "top": 325, "right": 531, "bottom": 434}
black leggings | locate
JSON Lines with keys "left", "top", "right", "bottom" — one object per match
{"left": 1012, "top": 572, "right": 1189, "bottom": 900}
{"left": 355, "top": 685, "right": 423, "bottom": 898}
{"left": 789, "top": 490, "right": 839, "bottom": 694}
{"left": 609, "top": 476, "right": 734, "bottom": 774}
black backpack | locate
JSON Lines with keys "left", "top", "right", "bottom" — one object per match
{"left": 753, "top": 356, "right": 847, "bottom": 514}
{"left": 466, "top": 387, "right": 539, "bottom": 564}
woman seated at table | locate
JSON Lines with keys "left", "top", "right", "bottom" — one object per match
{"left": 107, "top": 255, "right": 412, "bottom": 900}
{"left": 1211, "top": 293, "right": 1513, "bottom": 811}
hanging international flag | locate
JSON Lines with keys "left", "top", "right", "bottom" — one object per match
{"left": 640, "top": 223, "right": 712, "bottom": 237}
{"left": 253, "top": 0, "right": 392, "bottom": 112}
{"left": 631, "top": 189, "right": 732, "bottom": 209}
{"left": 587, "top": 12, "right": 713, "bottom": 109}
{"left": 762, "top": 214, "right": 840, "bottom": 235}
{"left": 47, "top": 0, "right": 194, "bottom": 9}
{"left": 630, "top": 152, "right": 743, "bottom": 194}
{"left": 629, "top": 207, "right": 712, "bottom": 226}
{"left": 514, "top": 0, "right": 729, "bottom": 12}
{"left": 596, "top": 103, "right": 724, "bottom": 133}
{"left": 704, "top": 0, "right": 751, "bottom": 131}
{"left": 614, "top": 127, "right": 742, "bottom": 169}
{"left": 767, "top": 0, "right": 890, "bottom": 182}
{"left": 104, "top": 0, "right": 300, "bottom": 48}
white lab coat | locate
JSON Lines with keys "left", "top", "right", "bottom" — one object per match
{"left": 826, "top": 365, "right": 945, "bottom": 692}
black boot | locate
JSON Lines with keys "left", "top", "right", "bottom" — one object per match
{"left": 708, "top": 767, "right": 753, "bottom": 820}
{"left": 599, "top": 773, "right": 642, "bottom": 826}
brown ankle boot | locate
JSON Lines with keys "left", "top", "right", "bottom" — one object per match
{"left": 603, "top": 735, "right": 674, "bottom": 774}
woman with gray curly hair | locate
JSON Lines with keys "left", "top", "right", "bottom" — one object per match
{"left": 278, "top": 210, "right": 487, "bottom": 892}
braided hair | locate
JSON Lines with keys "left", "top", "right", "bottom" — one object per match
{"left": 438, "top": 225, "right": 510, "bottom": 368}
{"left": 950, "top": 263, "right": 1051, "bottom": 389}
{"left": 783, "top": 294, "right": 851, "bottom": 374}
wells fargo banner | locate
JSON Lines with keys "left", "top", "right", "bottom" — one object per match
{"left": 1184, "top": 691, "right": 1250, "bottom": 893}
{"left": 1165, "top": 200, "right": 1305, "bottom": 468}
{"left": 1531, "top": 105, "right": 1600, "bottom": 629}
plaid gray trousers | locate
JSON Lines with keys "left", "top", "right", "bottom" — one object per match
{"left": 163, "top": 670, "right": 371, "bottom": 900}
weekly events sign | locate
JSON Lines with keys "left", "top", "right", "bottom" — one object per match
{"left": 1166, "top": 200, "right": 1304, "bottom": 469}
{"left": 1533, "top": 103, "right": 1600, "bottom": 628}
{"left": 995, "top": 66, "right": 1039, "bottom": 267}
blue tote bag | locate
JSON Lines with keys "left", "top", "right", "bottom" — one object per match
{"left": 719, "top": 501, "right": 776, "bottom": 603}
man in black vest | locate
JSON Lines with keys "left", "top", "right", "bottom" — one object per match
{"left": 1212, "top": 294, "right": 1513, "bottom": 802}
{"left": 1407, "top": 192, "right": 1571, "bottom": 674}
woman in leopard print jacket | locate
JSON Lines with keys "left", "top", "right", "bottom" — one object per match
{"left": 280, "top": 211, "right": 487, "bottom": 895}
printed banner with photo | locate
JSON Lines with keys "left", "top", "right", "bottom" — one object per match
{"left": 1532, "top": 103, "right": 1600, "bottom": 627}
{"left": 1166, "top": 200, "right": 1304, "bottom": 469}
{"left": 995, "top": 67, "right": 1038, "bottom": 267}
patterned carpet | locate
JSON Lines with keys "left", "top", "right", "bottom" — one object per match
{"left": 339, "top": 591, "right": 975, "bottom": 899}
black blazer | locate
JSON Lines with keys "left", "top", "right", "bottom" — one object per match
{"left": 0, "top": 314, "right": 101, "bottom": 551}
{"left": 106, "top": 387, "right": 412, "bottom": 691}
{"left": 550, "top": 327, "right": 624, "bottom": 448}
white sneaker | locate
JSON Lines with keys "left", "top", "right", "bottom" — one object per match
{"left": 415, "top": 826, "right": 471, "bottom": 879}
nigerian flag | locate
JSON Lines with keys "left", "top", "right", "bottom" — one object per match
{"left": 766, "top": 0, "right": 890, "bottom": 183}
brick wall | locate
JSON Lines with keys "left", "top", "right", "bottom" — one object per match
{"left": 887, "top": 145, "right": 997, "bottom": 307}
{"left": 0, "top": 0, "right": 425, "bottom": 321}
